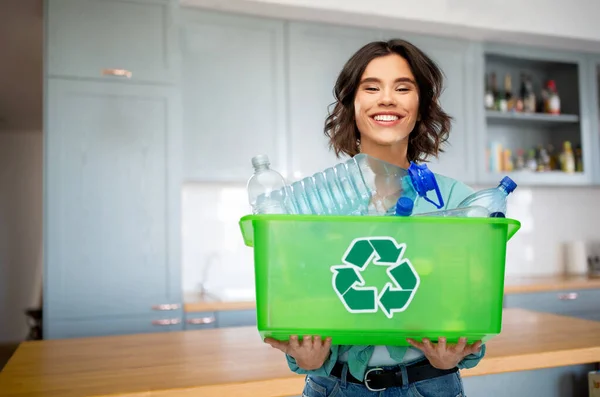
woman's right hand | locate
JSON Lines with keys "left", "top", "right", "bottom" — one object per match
{"left": 264, "top": 335, "right": 332, "bottom": 370}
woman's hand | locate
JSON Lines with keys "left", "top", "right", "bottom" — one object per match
{"left": 407, "top": 337, "right": 482, "bottom": 370}
{"left": 264, "top": 335, "right": 332, "bottom": 370}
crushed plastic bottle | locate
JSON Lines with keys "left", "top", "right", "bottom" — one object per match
{"left": 247, "top": 153, "right": 445, "bottom": 215}
{"left": 456, "top": 176, "right": 517, "bottom": 217}
{"left": 413, "top": 205, "right": 491, "bottom": 218}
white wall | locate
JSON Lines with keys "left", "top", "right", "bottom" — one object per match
{"left": 182, "top": 0, "right": 600, "bottom": 53}
{"left": 0, "top": 131, "right": 43, "bottom": 343}
{"left": 181, "top": 182, "right": 600, "bottom": 300}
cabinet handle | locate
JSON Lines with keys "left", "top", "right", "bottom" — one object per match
{"left": 152, "top": 318, "right": 181, "bottom": 326}
{"left": 101, "top": 68, "right": 132, "bottom": 78}
{"left": 186, "top": 316, "right": 216, "bottom": 325}
{"left": 558, "top": 292, "right": 578, "bottom": 300}
{"left": 152, "top": 303, "right": 181, "bottom": 311}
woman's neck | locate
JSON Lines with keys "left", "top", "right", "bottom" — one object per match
{"left": 359, "top": 140, "right": 410, "bottom": 169}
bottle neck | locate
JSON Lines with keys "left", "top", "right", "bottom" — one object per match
{"left": 254, "top": 164, "right": 270, "bottom": 172}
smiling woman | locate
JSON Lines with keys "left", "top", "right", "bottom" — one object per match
{"left": 264, "top": 39, "right": 484, "bottom": 397}
{"left": 324, "top": 40, "right": 452, "bottom": 170}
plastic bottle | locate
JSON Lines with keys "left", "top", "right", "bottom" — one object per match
{"left": 247, "top": 153, "right": 444, "bottom": 215}
{"left": 413, "top": 205, "right": 491, "bottom": 218}
{"left": 395, "top": 196, "right": 414, "bottom": 216}
{"left": 456, "top": 176, "right": 517, "bottom": 217}
{"left": 246, "top": 154, "right": 288, "bottom": 214}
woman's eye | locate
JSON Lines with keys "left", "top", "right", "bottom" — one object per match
{"left": 397, "top": 87, "right": 410, "bottom": 92}
{"left": 365, "top": 87, "right": 378, "bottom": 92}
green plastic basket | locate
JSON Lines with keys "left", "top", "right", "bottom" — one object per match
{"left": 239, "top": 214, "right": 521, "bottom": 346}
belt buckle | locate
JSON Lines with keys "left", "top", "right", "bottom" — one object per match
{"left": 364, "top": 367, "right": 386, "bottom": 392}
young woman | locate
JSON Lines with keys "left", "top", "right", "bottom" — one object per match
{"left": 265, "top": 39, "right": 484, "bottom": 397}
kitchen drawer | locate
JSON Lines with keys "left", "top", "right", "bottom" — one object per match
{"left": 216, "top": 309, "right": 257, "bottom": 328}
{"left": 184, "top": 311, "right": 217, "bottom": 330}
{"left": 47, "top": 0, "right": 178, "bottom": 84}
{"left": 503, "top": 288, "right": 600, "bottom": 317}
{"left": 45, "top": 314, "right": 183, "bottom": 339}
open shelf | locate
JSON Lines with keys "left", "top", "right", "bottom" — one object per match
{"left": 482, "top": 48, "right": 586, "bottom": 185}
{"left": 486, "top": 110, "right": 580, "bottom": 125}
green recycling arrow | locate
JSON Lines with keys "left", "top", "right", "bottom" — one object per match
{"left": 331, "top": 237, "right": 419, "bottom": 319}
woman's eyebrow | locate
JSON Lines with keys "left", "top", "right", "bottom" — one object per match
{"left": 360, "top": 77, "right": 416, "bottom": 85}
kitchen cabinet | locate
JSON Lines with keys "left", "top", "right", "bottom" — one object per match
{"left": 44, "top": 79, "right": 183, "bottom": 338}
{"left": 47, "top": 0, "right": 178, "bottom": 85}
{"left": 379, "top": 30, "right": 479, "bottom": 184}
{"left": 286, "top": 22, "right": 380, "bottom": 181}
{"left": 43, "top": 0, "right": 183, "bottom": 339}
{"left": 184, "top": 309, "right": 256, "bottom": 330}
{"left": 476, "top": 43, "right": 597, "bottom": 186}
{"left": 503, "top": 288, "right": 600, "bottom": 322}
{"left": 180, "top": 10, "right": 287, "bottom": 181}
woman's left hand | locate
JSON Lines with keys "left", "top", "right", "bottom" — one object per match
{"left": 406, "top": 337, "right": 482, "bottom": 370}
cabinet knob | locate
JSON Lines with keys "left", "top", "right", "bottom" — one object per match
{"left": 186, "top": 316, "right": 216, "bottom": 325}
{"left": 557, "top": 292, "right": 578, "bottom": 300}
{"left": 152, "top": 318, "right": 181, "bottom": 326}
{"left": 101, "top": 68, "right": 132, "bottom": 78}
{"left": 152, "top": 303, "right": 181, "bottom": 311}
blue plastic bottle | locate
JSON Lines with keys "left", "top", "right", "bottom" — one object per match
{"left": 247, "top": 153, "right": 445, "bottom": 215}
{"left": 456, "top": 176, "right": 517, "bottom": 217}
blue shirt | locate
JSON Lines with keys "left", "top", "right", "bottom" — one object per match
{"left": 285, "top": 173, "right": 486, "bottom": 380}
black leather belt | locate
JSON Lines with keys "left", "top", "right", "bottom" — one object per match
{"left": 330, "top": 359, "right": 458, "bottom": 392}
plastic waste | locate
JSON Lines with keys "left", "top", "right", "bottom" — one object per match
{"left": 247, "top": 154, "right": 288, "bottom": 214}
{"left": 456, "top": 176, "right": 517, "bottom": 217}
{"left": 247, "top": 153, "right": 445, "bottom": 215}
{"left": 413, "top": 205, "right": 491, "bottom": 218}
{"left": 395, "top": 196, "right": 414, "bottom": 216}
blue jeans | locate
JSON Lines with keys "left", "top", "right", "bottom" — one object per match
{"left": 301, "top": 362, "right": 465, "bottom": 397}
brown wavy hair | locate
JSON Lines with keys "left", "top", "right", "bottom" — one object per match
{"left": 324, "top": 39, "right": 452, "bottom": 163}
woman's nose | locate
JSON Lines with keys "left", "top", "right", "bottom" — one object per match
{"left": 378, "top": 88, "right": 396, "bottom": 105}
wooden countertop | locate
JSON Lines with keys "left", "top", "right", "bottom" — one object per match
{"left": 1, "top": 308, "right": 599, "bottom": 397}
{"left": 503, "top": 274, "right": 600, "bottom": 294}
{"left": 184, "top": 275, "right": 600, "bottom": 312}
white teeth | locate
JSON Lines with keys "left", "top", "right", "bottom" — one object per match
{"left": 374, "top": 114, "right": 399, "bottom": 121}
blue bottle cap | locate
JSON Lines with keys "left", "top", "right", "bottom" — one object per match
{"left": 395, "top": 196, "right": 414, "bottom": 216}
{"left": 490, "top": 212, "right": 506, "bottom": 218}
{"left": 499, "top": 176, "right": 517, "bottom": 194}
{"left": 407, "top": 162, "right": 444, "bottom": 209}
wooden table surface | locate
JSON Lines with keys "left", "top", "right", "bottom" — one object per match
{"left": 184, "top": 275, "right": 600, "bottom": 312}
{"left": 1, "top": 308, "right": 599, "bottom": 397}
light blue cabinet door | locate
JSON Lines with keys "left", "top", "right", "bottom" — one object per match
{"left": 216, "top": 309, "right": 257, "bottom": 328}
{"left": 46, "top": 0, "right": 178, "bottom": 84}
{"left": 503, "top": 288, "right": 600, "bottom": 321}
{"left": 44, "top": 79, "right": 182, "bottom": 329}
{"left": 379, "top": 31, "right": 478, "bottom": 184}
{"left": 180, "top": 9, "right": 287, "bottom": 182}
{"left": 286, "top": 22, "right": 381, "bottom": 181}
{"left": 45, "top": 314, "right": 184, "bottom": 339}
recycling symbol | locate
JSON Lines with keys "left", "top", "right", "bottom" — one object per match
{"left": 330, "top": 237, "right": 419, "bottom": 319}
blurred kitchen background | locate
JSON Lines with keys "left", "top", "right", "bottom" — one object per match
{"left": 1, "top": 0, "right": 600, "bottom": 350}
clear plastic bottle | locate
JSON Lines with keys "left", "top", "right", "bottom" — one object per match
{"left": 456, "top": 176, "right": 517, "bottom": 217}
{"left": 246, "top": 154, "right": 288, "bottom": 214}
{"left": 414, "top": 205, "right": 491, "bottom": 218}
{"left": 247, "top": 153, "right": 445, "bottom": 216}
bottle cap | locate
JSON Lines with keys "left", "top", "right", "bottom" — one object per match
{"left": 408, "top": 162, "right": 444, "bottom": 209}
{"left": 490, "top": 212, "right": 506, "bottom": 218}
{"left": 499, "top": 176, "right": 517, "bottom": 194}
{"left": 251, "top": 154, "right": 270, "bottom": 169}
{"left": 395, "top": 196, "right": 414, "bottom": 216}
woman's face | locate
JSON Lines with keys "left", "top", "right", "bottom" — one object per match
{"left": 354, "top": 54, "right": 420, "bottom": 150}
